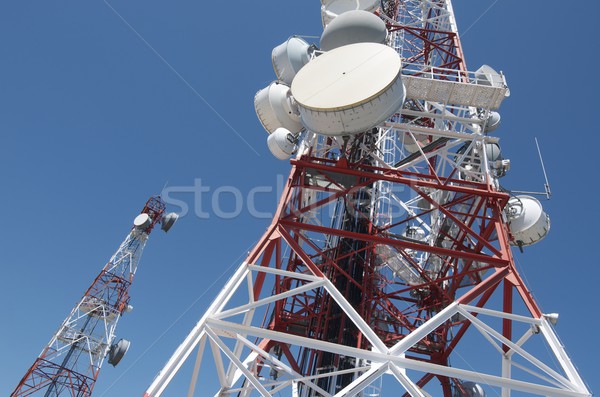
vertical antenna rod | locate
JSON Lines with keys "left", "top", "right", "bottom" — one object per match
{"left": 535, "top": 137, "right": 552, "bottom": 199}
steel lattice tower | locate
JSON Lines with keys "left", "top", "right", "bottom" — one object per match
{"left": 143, "top": 1, "right": 590, "bottom": 396}
{"left": 12, "top": 196, "right": 177, "bottom": 397}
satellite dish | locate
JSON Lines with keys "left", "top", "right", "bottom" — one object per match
{"left": 483, "top": 111, "right": 501, "bottom": 132}
{"left": 267, "top": 128, "right": 297, "bottom": 160}
{"left": 321, "top": 0, "right": 379, "bottom": 27}
{"left": 254, "top": 82, "right": 303, "bottom": 134}
{"left": 272, "top": 37, "right": 311, "bottom": 85}
{"left": 485, "top": 143, "right": 502, "bottom": 162}
{"left": 320, "top": 10, "right": 387, "bottom": 51}
{"left": 133, "top": 213, "right": 151, "bottom": 229}
{"left": 107, "top": 339, "right": 130, "bottom": 367}
{"left": 506, "top": 195, "right": 550, "bottom": 246}
{"left": 291, "top": 43, "right": 405, "bottom": 136}
{"left": 459, "top": 382, "right": 486, "bottom": 397}
{"left": 402, "top": 132, "right": 429, "bottom": 153}
{"left": 161, "top": 212, "right": 178, "bottom": 233}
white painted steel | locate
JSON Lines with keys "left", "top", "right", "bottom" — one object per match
{"left": 153, "top": 297, "right": 591, "bottom": 397}
{"left": 402, "top": 74, "right": 508, "bottom": 109}
{"left": 144, "top": 263, "right": 249, "bottom": 397}
{"left": 213, "top": 279, "right": 326, "bottom": 320}
{"left": 457, "top": 307, "right": 575, "bottom": 390}
{"left": 539, "top": 317, "right": 589, "bottom": 393}
{"left": 186, "top": 334, "right": 206, "bottom": 397}
{"left": 333, "top": 364, "right": 388, "bottom": 397}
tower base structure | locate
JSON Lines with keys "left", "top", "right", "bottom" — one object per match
{"left": 144, "top": 158, "right": 590, "bottom": 397}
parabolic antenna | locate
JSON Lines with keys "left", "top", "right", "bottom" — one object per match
{"left": 161, "top": 212, "right": 178, "bottom": 233}
{"left": 485, "top": 143, "right": 502, "bottom": 162}
{"left": 402, "top": 132, "right": 429, "bottom": 154}
{"left": 267, "top": 127, "right": 296, "bottom": 160}
{"left": 272, "top": 37, "right": 311, "bottom": 85}
{"left": 255, "top": 81, "right": 303, "bottom": 134}
{"left": 461, "top": 381, "right": 487, "bottom": 397}
{"left": 108, "top": 339, "right": 131, "bottom": 367}
{"left": 483, "top": 111, "right": 501, "bottom": 132}
{"left": 291, "top": 42, "right": 405, "bottom": 136}
{"left": 133, "top": 213, "right": 152, "bottom": 229}
{"left": 506, "top": 195, "right": 550, "bottom": 246}
{"left": 321, "top": 0, "right": 379, "bottom": 27}
{"left": 320, "top": 10, "right": 387, "bottom": 51}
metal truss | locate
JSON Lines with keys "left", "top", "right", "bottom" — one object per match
{"left": 144, "top": 155, "right": 589, "bottom": 397}
{"left": 12, "top": 197, "right": 167, "bottom": 397}
{"left": 143, "top": 1, "right": 589, "bottom": 396}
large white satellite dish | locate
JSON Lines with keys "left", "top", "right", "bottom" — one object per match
{"left": 291, "top": 42, "right": 405, "bottom": 136}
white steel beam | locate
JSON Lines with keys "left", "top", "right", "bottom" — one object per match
{"left": 204, "top": 326, "right": 272, "bottom": 397}
{"left": 214, "top": 279, "right": 326, "bottom": 320}
{"left": 390, "top": 302, "right": 458, "bottom": 355}
{"left": 539, "top": 318, "right": 589, "bottom": 392}
{"left": 388, "top": 364, "right": 427, "bottom": 397}
{"left": 235, "top": 334, "right": 333, "bottom": 397}
{"left": 333, "top": 363, "right": 387, "bottom": 397}
{"left": 457, "top": 307, "right": 574, "bottom": 389}
{"left": 144, "top": 263, "right": 250, "bottom": 397}
{"left": 207, "top": 317, "right": 590, "bottom": 397}
{"left": 186, "top": 334, "right": 207, "bottom": 397}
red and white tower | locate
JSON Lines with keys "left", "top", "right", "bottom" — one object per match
{"left": 144, "top": 1, "right": 590, "bottom": 396}
{"left": 12, "top": 196, "right": 178, "bottom": 397}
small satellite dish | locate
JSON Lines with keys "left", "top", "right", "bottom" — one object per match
{"left": 485, "top": 143, "right": 502, "bottom": 162}
{"left": 133, "top": 213, "right": 152, "bottom": 229}
{"left": 321, "top": 0, "right": 379, "bottom": 27}
{"left": 320, "top": 10, "right": 387, "bottom": 51}
{"left": 267, "top": 128, "right": 296, "bottom": 160}
{"left": 291, "top": 43, "right": 405, "bottom": 136}
{"left": 272, "top": 37, "right": 311, "bottom": 85}
{"left": 483, "top": 111, "right": 501, "bottom": 132}
{"left": 107, "top": 339, "right": 130, "bottom": 367}
{"left": 255, "top": 82, "right": 303, "bottom": 134}
{"left": 506, "top": 195, "right": 550, "bottom": 247}
{"left": 460, "top": 381, "right": 486, "bottom": 397}
{"left": 402, "top": 132, "right": 429, "bottom": 153}
{"left": 161, "top": 212, "right": 178, "bottom": 233}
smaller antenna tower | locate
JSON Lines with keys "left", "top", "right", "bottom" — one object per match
{"left": 11, "top": 196, "right": 178, "bottom": 397}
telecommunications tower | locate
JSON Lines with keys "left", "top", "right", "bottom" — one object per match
{"left": 144, "top": 1, "right": 590, "bottom": 396}
{"left": 12, "top": 196, "right": 178, "bottom": 397}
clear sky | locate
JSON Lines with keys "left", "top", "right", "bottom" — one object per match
{"left": 1, "top": 1, "right": 597, "bottom": 396}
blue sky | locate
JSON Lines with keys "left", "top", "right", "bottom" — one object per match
{"left": 1, "top": 1, "right": 597, "bottom": 395}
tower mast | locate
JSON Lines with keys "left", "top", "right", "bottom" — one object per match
{"left": 12, "top": 196, "right": 177, "bottom": 397}
{"left": 144, "top": 1, "right": 590, "bottom": 396}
